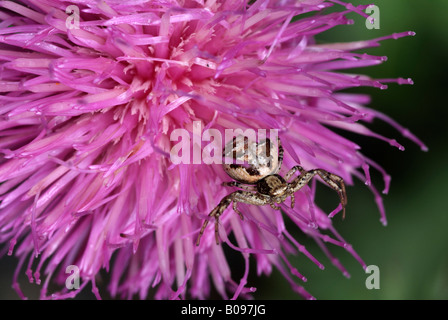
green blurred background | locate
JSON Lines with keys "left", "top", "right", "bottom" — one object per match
{"left": 0, "top": 0, "right": 447, "bottom": 300}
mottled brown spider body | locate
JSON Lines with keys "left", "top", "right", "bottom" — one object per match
{"left": 223, "top": 137, "right": 283, "bottom": 184}
{"left": 196, "top": 136, "right": 347, "bottom": 246}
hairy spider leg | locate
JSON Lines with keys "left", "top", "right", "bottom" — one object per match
{"left": 290, "top": 193, "right": 295, "bottom": 208}
{"left": 222, "top": 181, "right": 257, "bottom": 191}
{"left": 289, "top": 168, "right": 347, "bottom": 218}
{"left": 270, "top": 202, "right": 282, "bottom": 210}
{"left": 284, "top": 166, "right": 307, "bottom": 208}
{"left": 196, "top": 191, "right": 268, "bottom": 246}
{"left": 285, "top": 165, "right": 305, "bottom": 181}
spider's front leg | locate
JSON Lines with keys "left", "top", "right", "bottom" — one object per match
{"left": 285, "top": 165, "right": 305, "bottom": 181}
{"left": 222, "top": 181, "right": 257, "bottom": 192}
{"left": 196, "top": 190, "right": 268, "bottom": 246}
{"left": 289, "top": 168, "right": 347, "bottom": 218}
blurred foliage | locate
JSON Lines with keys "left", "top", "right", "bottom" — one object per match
{"left": 1, "top": 0, "right": 447, "bottom": 300}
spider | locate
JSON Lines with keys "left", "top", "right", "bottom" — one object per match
{"left": 196, "top": 136, "right": 347, "bottom": 246}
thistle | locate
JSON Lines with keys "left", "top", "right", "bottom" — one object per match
{"left": 0, "top": 0, "right": 426, "bottom": 299}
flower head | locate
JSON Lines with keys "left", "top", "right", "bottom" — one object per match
{"left": 0, "top": 0, "right": 426, "bottom": 299}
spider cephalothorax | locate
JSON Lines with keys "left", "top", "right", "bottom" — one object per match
{"left": 196, "top": 136, "right": 347, "bottom": 246}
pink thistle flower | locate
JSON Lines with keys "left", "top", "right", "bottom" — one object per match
{"left": 0, "top": 0, "right": 426, "bottom": 300}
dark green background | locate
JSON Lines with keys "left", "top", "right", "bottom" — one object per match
{"left": 0, "top": 0, "right": 447, "bottom": 299}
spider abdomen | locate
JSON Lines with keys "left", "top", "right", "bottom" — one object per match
{"left": 223, "top": 136, "right": 283, "bottom": 184}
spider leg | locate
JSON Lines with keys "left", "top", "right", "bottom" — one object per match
{"left": 289, "top": 168, "right": 347, "bottom": 218}
{"left": 285, "top": 165, "right": 305, "bottom": 181}
{"left": 317, "top": 170, "right": 347, "bottom": 219}
{"left": 222, "top": 181, "right": 257, "bottom": 192}
{"left": 290, "top": 194, "right": 295, "bottom": 209}
{"left": 196, "top": 196, "right": 230, "bottom": 246}
{"left": 269, "top": 202, "right": 282, "bottom": 210}
{"left": 232, "top": 201, "right": 244, "bottom": 220}
{"left": 196, "top": 191, "right": 269, "bottom": 246}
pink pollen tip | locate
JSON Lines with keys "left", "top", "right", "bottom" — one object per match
{"left": 26, "top": 269, "right": 34, "bottom": 283}
{"left": 34, "top": 272, "right": 41, "bottom": 285}
{"left": 389, "top": 139, "right": 405, "bottom": 150}
{"left": 8, "top": 239, "right": 16, "bottom": 255}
